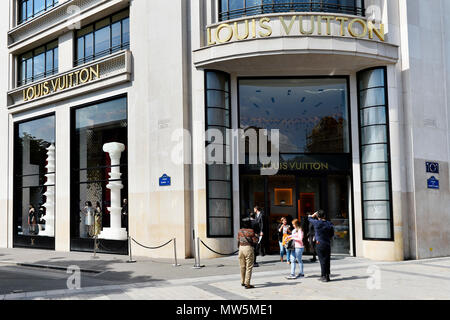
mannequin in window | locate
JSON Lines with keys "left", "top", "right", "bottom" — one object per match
{"left": 94, "top": 201, "right": 102, "bottom": 237}
{"left": 28, "top": 204, "right": 37, "bottom": 235}
{"left": 121, "top": 198, "right": 128, "bottom": 229}
{"left": 82, "top": 201, "right": 95, "bottom": 238}
{"left": 38, "top": 205, "right": 46, "bottom": 232}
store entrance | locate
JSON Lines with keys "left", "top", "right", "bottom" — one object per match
{"left": 240, "top": 174, "right": 351, "bottom": 255}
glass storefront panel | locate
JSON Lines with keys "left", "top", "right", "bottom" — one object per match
{"left": 240, "top": 174, "right": 351, "bottom": 255}
{"left": 361, "top": 144, "right": 388, "bottom": 163}
{"left": 239, "top": 78, "right": 350, "bottom": 153}
{"left": 363, "top": 182, "right": 390, "bottom": 201}
{"left": 360, "top": 107, "right": 387, "bottom": 126}
{"left": 71, "top": 96, "right": 128, "bottom": 254}
{"left": 14, "top": 115, "right": 55, "bottom": 249}
{"left": 358, "top": 67, "right": 393, "bottom": 241}
{"left": 364, "top": 201, "right": 391, "bottom": 220}
{"left": 361, "top": 125, "right": 387, "bottom": 145}
{"left": 239, "top": 76, "right": 352, "bottom": 255}
{"left": 327, "top": 176, "right": 350, "bottom": 254}
{"left": 359, "top": 87, "right": 386, "bottom": 108}
{"left": 362, "top": 163, "right": 389, "bottom": 182}
{"left": 358, "top": 68, "right": 384, "bottom": 89}
{"left": 364, "top": 220, "right": 392, "bottom": 239}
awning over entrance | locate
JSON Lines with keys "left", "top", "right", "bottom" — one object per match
{"left": 194, "top": 36, "right": 398, "bottom": 74}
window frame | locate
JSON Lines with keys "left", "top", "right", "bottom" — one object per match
{"left": 205, "top": 70, "right": 234, "bottom": 238}
{"left": 18, "top": 0, "right": 59, "bottom": 25}
{"left": 74, "top": 9, "right": 130, "bottom": 67}
{"left": 69, "top": 94, "right": 129, "bottom": 254}
{"left": 13, "top": 112, "right": 56, "bottom": 250}
{"left": 357, "top": 66, "right": 395, "bottom": 242}
{"left": 18, "top": 39, "right": 59, "bottom": 87}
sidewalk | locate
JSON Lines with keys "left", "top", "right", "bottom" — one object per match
{"left": 1, "top": 248, "right": 450, "bottom": 300}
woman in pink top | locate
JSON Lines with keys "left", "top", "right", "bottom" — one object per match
{"left": 286, "top": 219, "right": 305, "bottom": 280}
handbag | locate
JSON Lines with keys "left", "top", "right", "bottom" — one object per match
{"left": 284, "top": 236, "right": 295, "bottom": 250}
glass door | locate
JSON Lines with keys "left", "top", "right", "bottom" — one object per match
{"left": 327, "top": 175, "right": 351, "bottom": 254}
{"left": 267, "top": 175, "right": 296, "bottom": 253}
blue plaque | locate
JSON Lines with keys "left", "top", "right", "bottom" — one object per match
{"left": 427, "top": 176, "right": 440, "bottom": 190}
{"left": 159, "top": 174, "right": 171, "bottom": 187}
{"left": 426, "top": 162, "right": 439, "bottom": 174}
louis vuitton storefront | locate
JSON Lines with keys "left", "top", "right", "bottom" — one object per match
{"left": 238, "top": 76, "right": 353, "bottom": 255}
{"left": 194, "top": 0, "right": 407, "bottom": 261}
{"left": 1, "top": 0, "right": 450, "bottom": 262}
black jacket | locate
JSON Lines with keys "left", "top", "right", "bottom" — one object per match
{"left": 252, "top": 212, "right": 264, "bottom": 235}
{"left": 277, "top": 224, "right": 292, "bottom": 242}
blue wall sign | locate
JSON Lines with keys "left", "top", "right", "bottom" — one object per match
{"left": 426, "top": 162, "right": 440, "bottom": 174}
{"left": 427, "top": 176, "right": 440, "bottom": 190}
{"left": 159, "top": 174, "right": 171, "bottom": 187}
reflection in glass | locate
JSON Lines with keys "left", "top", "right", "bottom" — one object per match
{"left": 328, "top": 175, "right": 350, "bottom": 254}
{"left": 362, "top": 163, "right": 389, "bottom": 182}
{"left": 19, "top": 0, "right": 59, "bottom": 24}
{"left": 363, "top": 182, "right": 390, "bottom": 201}
{"left": 364, "top": 220, "right": 391, "bottom": 239}
{"left": 361, "top": 144, "right": 388, "bottom": 163}
{"left": 14, "top": 115, "right": 55, "bottom": 238}
{"left": 19, "top": 41, "right": 58, "bottom": 86}
{"left": 361, "top": 125, "right": 387, "bottom": 145}
{"left": 239, "top": 78, "right": 349, "bottom": 153}
{"left": 364, "top": 201, "right": 390, "bottom": 220}
{"left": 75, "top": 9, "right": 129, "bottom": 66}
{"left": 360, "top": 87, "right": 386, "bottom": 108}
{"left": 72, "top": 97, "right": 128, "bottom": 240}
{"left": 360, "top": 107, "right": 387, "bottom": 126}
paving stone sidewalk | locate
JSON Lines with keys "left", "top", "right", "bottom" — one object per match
{"left": 0, "top": 248, "right": 449, "bottom": 300}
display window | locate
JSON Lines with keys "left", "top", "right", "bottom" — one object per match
{"left": 14, "top": 114, "right": 56, "bottom": 249}
{"left": 239, "top": 77, "right": 353, "bottom": 255}
{"left": 70, "top": 96, "right": 128, "bottom": 254}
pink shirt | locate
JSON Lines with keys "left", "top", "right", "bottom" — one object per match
{"left": 291, "top": 229, "right": 304, "bottom": 248}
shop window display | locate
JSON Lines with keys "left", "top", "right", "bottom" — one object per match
{"left": 71, "top": 96, "right": 128, "bottom": 253}
{"left": 14, "top": 115, "right": 55, "bottom": 249}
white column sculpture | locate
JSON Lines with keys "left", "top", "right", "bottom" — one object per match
{"left": 98, "top": 142, "right": 128, "bottom": 240}
{"left": 40, "top": 144, "right": 55, "bottom": 237}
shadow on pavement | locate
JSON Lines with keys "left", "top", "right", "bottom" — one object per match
{"left": 330, "top": 275, "right": 370, "bottom": 282}
{"left": 255, "top": 281, "right": 299, "bottom": 289}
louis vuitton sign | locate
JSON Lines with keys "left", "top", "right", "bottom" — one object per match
{"left": 207, "top": 14, "right": 385, "bottom": 46}
{"left": 22, "top": 64, "right": 100, "bottom": 102}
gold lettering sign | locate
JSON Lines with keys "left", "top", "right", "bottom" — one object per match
{"left": 262, "top": 162, "right": 330, "bottom": 171}
{"left": 22, "top": 64, "right": 100, "bottom": 102}
{"left": 207, "top": 15, "right": 385, "bottom": 46}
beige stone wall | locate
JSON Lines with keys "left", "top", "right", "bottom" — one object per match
{"left": 413, "top": 160, "right": 450, "bottom": 259}
{"left": 400, "top": 0, "right": 450, "bottom": 259}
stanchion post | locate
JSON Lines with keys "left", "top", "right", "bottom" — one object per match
{"left": 172, "top": 238, "right": 181, "bottom": 267}
{"left": 193, "top": 237, "right": 205, "bottom": 269}
{"left": 92, "top": 236, "right": 100, "bottom": 259}
{"left": 127, "top": 236, "right": 137, "bottom": 263}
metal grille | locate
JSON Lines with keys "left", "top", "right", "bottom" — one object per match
{"left": 219, "top": 0, "right": 365, "bottom": 21}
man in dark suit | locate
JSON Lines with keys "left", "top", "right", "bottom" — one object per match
{"left": 308, "top": 210, "right": 335, "bottom": 282}
{"left": 251, "top": 206, "right": 265, "bottom": 267}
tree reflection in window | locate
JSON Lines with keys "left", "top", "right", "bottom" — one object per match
{"left": 239, "top": 78, "right": 350, "bottom": 154}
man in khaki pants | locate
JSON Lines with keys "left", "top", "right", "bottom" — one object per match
{"left": 238, "top": 219, "right": 259, "bottom": 289}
